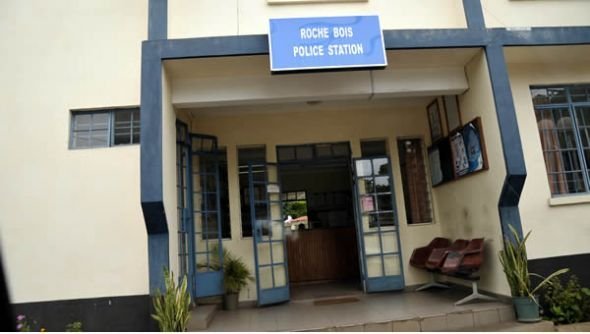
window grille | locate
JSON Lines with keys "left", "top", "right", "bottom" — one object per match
{"left": 70, "top": 107, "right": 140, "bottom": 149}
{"left": 531, "top": 85, "right": 590, "bottom": 196}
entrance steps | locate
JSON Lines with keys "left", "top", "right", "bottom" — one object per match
{"left": 187, "top": 304, "right": 219, "bottom": 330}
{"left": 464, "top": 320, "right": 555, "bottom": 332}
{"left": 298, "top": 304, "right": 521, "bottom": 332}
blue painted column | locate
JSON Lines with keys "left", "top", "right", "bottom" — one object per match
{"left": 462, "top": 0, "right": 486, "bottom": 30}
{"left": 485, "top": 44, "right": 527, "bottom": 240}
{"left": 148, "top": 0, "right": 167, "bottom": 40}
{"left": 141, "top": 40, "right": 168, "bottom": 293}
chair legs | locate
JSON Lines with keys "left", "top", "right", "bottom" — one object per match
{"left": 454, "top": 281, "right": 496, "bottom": 306}
{"left": 415, "top": 273, "right": 449, "bottom": 291}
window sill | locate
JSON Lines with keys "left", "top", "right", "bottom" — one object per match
{"left": 548, "top": 194, "right": 590, "bottom": 207}
{"left": 405, "top": 221, "right": 434, "bottom": 227}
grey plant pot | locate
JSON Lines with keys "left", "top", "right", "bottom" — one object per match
{"left": 513, "top": 296, "right": 541, "bottom": 323}
{"left": 223, "top": 293, "right": 239, "bottom": 311}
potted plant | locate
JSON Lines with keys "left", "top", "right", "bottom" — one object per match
{"left": 151, "top": 268, "right": 191, "bottom": 331}
{"left": 210, "top": 245, "right": 254, "bottom": 311}
{"left": 499, "top": 225, "right": 568, "bottom": 322}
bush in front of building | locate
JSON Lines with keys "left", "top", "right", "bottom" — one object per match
{"left": 541, "top": 275, "right": 590, "bottom": 324}
{"left": 151, "top": 269, "right": 191, "bottom": 332}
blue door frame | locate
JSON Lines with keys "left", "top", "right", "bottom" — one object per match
{"left": 249, "top": 162, "right": 290, "bottom": 306}
{"left": 176, "top": 124, "right": 225, "bottom": 298}
{"left": 353, "top": 156, "right": 405, "bottom": 292}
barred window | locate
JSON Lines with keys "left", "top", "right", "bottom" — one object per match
{"left": 70, "top": 107, "right": 140, "bottom": 149}
{"left": 397, "top": 138, "right": 433, "bottom": 224}
{"left": 531, "top": 85, "right": 590, "bottom": 196}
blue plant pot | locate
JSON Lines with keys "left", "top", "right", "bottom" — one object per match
{"left": 513, "top": 296, "right": 541, "bottom": 323}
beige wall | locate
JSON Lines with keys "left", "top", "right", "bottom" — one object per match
{"left": 181, "top": 100, "right": 443, "bottom": 301}
{"left": 0, "top": 0, "right": 149, "bottom": 303}
{"left": 507, "top": 46, "right": 590, "bottom": 260}
{"left": 163, "top": 68, "right": 181, "bottom": 277}
{"left": 168, "top": 0, "right": 467, "bottom": 38}
{"left": 481, "top": 0, "right": 590, "bottom": 28}
{"left": 433, "top": 51, "right": 510, "bottom": 296}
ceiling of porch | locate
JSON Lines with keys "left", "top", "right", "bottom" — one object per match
{"left": 164, "top": 48, "right": 481, "bottom": 110}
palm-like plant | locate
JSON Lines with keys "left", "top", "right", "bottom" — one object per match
{"left": 209, "top": 244, "right": 254, "bottom": 294}
{"left": 499, "top": 225, "right": 568, "bottom": 300}
{"left": 151, "top": 269, "right": 191, "bottom": 332}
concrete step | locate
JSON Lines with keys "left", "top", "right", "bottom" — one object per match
{"left": 466, "top": 320, "right": 556, "bottom": 332}
{"left": 187, "top": 304, "right": 219, "bottom": 330}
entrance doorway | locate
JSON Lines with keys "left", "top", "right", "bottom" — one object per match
{"left": 277, "top": 143, "right": 362, "bottom": 299}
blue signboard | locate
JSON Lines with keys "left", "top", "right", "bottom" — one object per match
{"left": 269, "top": 16, "right": 387, "bottom": 72}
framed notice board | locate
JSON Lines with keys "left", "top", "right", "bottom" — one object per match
{"left": 428, "top": 117, "right": 488, "bottom": 187}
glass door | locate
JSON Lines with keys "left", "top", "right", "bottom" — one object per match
{"left": 249, "top": 162, "right": 290, "bottom": 306}
{"left": 190, "top": 134, "right": 224, "bottom": 298}
{"left": 353, "top": 157, "right": 405, "bottom": 292}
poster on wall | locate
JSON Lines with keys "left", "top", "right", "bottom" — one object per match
{"left": 428, "top": 147, "right": 443, "bottom": 186}
{"left": 427, "top": 99, "right": 443, "bottom": 142}
{"left": 450, "top": 132, "right": 469, "bottom": 176}
{"left": 428, "top": 116, "right": 487, "bottom": 187}
{"left": 463, "top": 122, "right": 484, "bottom": 172}
{"left": 361, "top": 195, "right": 375, "bottom": 213}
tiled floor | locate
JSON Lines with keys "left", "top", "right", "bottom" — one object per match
{"left": 201, "top": 288, "right": 511, "bottom": 332}
{"left": 290, "top": 281, "right": 362, "bottom": 302}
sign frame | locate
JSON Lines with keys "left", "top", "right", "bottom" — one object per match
{"left": 268, "top": 15, "right": 388, "bottom": 72}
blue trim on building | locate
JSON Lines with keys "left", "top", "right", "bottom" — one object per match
{"left": 485, "top": 44, "right": 527, "bottom": 239}
{"left": 492, "top": 27, "right": 590, "bottom": 46}
{"left": 148, "top": 0, "right": 167, "bottom": 40}
{"left": 148, "top": 233, "right": 169, "bottom": 294}
{"left": 141, "top": 41, "right": 168, "bottom": 293}
{"left": 462, "top": 0, "right": 486, "bottom": 30}
{"left": 141, "top": 0, "right": 590, "bottom": 295}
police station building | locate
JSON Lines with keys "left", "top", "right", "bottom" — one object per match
{"left": 1, "top": 0, "right": 590, "bottom": 331}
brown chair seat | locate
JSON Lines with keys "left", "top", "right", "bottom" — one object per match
{"left": 425, "top": 239, "right": 470, "bottom": 271}
{"left": 440, "top": 238, "right": 485, "bottom": 275}
{"left": 409, "top": 237, "right": 451, "bottom": 269}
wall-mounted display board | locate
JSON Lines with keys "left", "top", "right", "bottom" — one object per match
{"left": 428, "top": 117, "right": 488, "bottom": 187}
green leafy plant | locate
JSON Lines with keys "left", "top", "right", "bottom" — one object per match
{"left": 65, "top": 321, "right": 83, "bottom": 332}
{"left": 542, "top": 275, "right": 590, "bottom": 324}
{"left": 210, "top": 244, "right": 254, "bottom": 294}
{"left": 16, "top": 314, "right": 31, "bottom": 332}
{"left": 151, "top": 269, "right": 191, "bottom": 332}
{"left": 498, "top": 225, "right": 568, "bottom": 300}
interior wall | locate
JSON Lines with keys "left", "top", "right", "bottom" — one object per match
{"left": 184, "top": 102, "right": 443, "bottom": 301}
{"left": 0, "top": 0, "right": 149, "bottom": 303}
{"left": 163, "top": 68, "right": 180, "bottom": 278}
{"left": 433, "top": 51, "right": 510, "bottom": 296}
{"left": 507, "top": 47, "right": 590, "bottom": 260}
{"left": 168, "top": 0, "right": 466, "bottom": 39}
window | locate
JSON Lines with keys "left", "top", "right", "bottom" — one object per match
{"left": 277, "top": 142, "right": 350, "bottom": 162}
{"left": 70, "top": 108, "right": 140, "bottom": 149}
{"left": 198, "top": 148, "right": 231, "bottom": 239}
{"left": 361, "top": 139, "right": 388, "bottom": 157}
{"left": 238, "top": 146, "right": 266, "bottom": 237}
{"left": 397, "top": 139, "right": 433, "bottom": 224}
{"left": 281, "top": 191, "right": 308, "bottom": 222}
{"left": 531, "top": 85, "right": 590, "bottom": 196}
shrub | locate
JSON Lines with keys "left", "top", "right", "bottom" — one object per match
{"left": 65, "top": 321, "right": 83, "bottom": 332}
{"left": 151, "top": 269, "right": 191, "bottom": 332}
{"left": 16, "top": 314, "right": 31, "bottom": 332}
{"left": 542, "top": 275, "right": 590, "bottom": 324}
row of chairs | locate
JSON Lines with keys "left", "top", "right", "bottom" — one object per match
{"left": 409, "top": 237, "right": 495, "bottom": 305}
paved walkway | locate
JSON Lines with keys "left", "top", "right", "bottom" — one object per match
{"left": 201, "top": 288, "right": 513, "bottom": 331}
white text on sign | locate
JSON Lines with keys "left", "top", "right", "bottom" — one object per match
{"left": 294, "top": 26, "right": 362, "bottom": 58}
